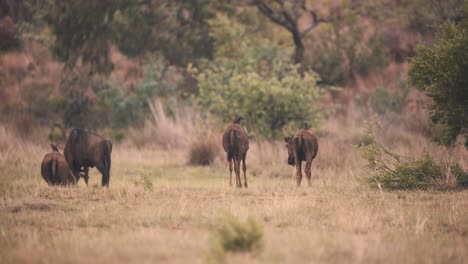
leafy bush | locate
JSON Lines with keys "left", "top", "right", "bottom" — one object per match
{"left": 212, "top": 213, "right": 263, "bottom": 255}
{"left": 357, "top": 116, "right": 468, "bottom": 190}
{"left": 194, "top": 14, "right": 323, "bottom": 138}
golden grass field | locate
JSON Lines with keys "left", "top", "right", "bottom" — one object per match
{"left": 1, "top": 118, "right": 468, "bottom": 264}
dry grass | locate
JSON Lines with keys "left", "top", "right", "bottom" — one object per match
{"left": 1, "top": 118, "right": 468, "bottom": 264}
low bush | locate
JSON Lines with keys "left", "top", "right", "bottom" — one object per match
{"left": 357, "top": 116, "right": 468, "bottom": 190}
{"left": 212, "top": 213, "right": 263, "bottom": 256}
{"left": 188, "top": 137, "right": 219, "bottom": 166}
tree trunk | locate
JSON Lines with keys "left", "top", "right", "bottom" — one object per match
{"left": 292, "top": 30, "right": 304, "bottom": 64}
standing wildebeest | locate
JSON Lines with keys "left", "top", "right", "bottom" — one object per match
{"left": 41, "top": 144, "right": 76, "bottom": 186}
{"left": 64, "top": 129, "right": 113, "bottom": 187}
{"left": 222, "top": 116, "right": 249, "bottom": 188}
{"left": 284, "top": 122, "right": 319, "bottom": 187}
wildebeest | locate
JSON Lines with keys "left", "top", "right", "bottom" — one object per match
{"left": 284, "top": 122, "right": 319, "bottom": 187}
{"left": 40, "top": 144, "right": 76, "bottom": 186}
{"left": 222, "top": 116, "right": 249, "bottom": 188}
{"left": 64, "top": 129, "right": 112, "bottom": 187}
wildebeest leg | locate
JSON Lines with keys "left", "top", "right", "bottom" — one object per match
{"left": 96, "top": 162, "right": 107, "bottom": 187}
{"left": 228, "top": 159, "right": 233, "bottom": 187}
{"left": 242, "top": 153, "right": 248, "bottom": 188}
{"left": 72, "top": 169, "right": 81, "bottom": 184}
{"left": 83, "top": 167, "right": 89, "bottom": 186}
{"left": 305, "top": 157, "right": 312, "bottom": 187}
{"left": 234, "top": 156, "right": 241, "bottom": 188}
{"left": 295, "top": 161, "right": 302, "bottom": 187}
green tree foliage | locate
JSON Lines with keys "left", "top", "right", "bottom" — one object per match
{"left": 194, "top": 14, "right": 322, "bottom": 138}
{"left": 409, "top": 4, "right": 468, "bottom": 147}
{"left": 114, "top": 0, "right": 216, "bottom": 66}
{"left": 49, "top": 0, "right": 125, "bottom": 74}
{"left": 48, "top": 0, "right": 219, "bottom": 74}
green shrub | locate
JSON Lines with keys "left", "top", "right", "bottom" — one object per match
{"left": 357, "top": 116, "right": 468, "bottom": 190}
{"left": 212, "top": 213, "right": 263, "bottom": 255}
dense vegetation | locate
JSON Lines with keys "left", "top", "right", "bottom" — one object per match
{"left": 0, "top": 0, "right": 466, "bottom": 139}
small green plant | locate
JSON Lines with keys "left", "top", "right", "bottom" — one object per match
{"left": 357, "top": 116, "right": 468, "bottom": 190}
{"left": 211, "top": 213, "right": 263, "bottom": 260}
{"left": 131, "top": 174, "right": 153, "bottom": 192}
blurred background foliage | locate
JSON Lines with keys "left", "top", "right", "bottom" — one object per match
{"left": 0, "top": 0, "right": 466, "bottom": 142}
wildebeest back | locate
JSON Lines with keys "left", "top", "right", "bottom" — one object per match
{"left": 64, "top": 129, "right": 112, "bottom": 167}
{"left": 40, "top": 152, "right": 76, "bottom": 185}
{"left": 222, "top": 123, "right": 249, "bottom": 161}
{"left": 64, "top": 128, "right": 113, "bottom": 186}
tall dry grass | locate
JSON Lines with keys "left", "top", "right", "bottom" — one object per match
{"left": 128, "top": 99, "right": 197, "bottom": 148}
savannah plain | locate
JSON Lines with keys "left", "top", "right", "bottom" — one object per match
{"left": 1, "top": 115, "right": 467, "bottom": 264}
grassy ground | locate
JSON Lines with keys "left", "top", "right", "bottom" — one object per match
{"left": 1, "top": 134, "right": 468, "bottom": 264}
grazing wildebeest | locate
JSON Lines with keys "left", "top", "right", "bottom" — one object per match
{"left": 41, "top": 144, "right": 76, "bottom": 186}
{"left": 222, "top": 116, "right": 249, "bottom": 188}
{"left": 64, "top": 129, "right": 113, "bottom": 187}
{"left": 284, "top": 122, "right": 319, "bottom": 187}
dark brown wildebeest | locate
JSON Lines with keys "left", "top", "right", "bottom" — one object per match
{"left": 222, "top": 116, "right": 249, "bottom": 188}
{"left": 284, "top": 122, "right": 319, "bottom": 187}
{"left": 64, "top": 128, "right": 113, "bottom": 187}
{"left": 41, "top": 144, "right": 76, "bottom": 186}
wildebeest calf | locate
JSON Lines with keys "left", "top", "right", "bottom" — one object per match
{"left": 64, "top": 129, "right": 112, "bottom": 187}
{"left": 41, "top": 144, "right": 76, "bottom": 186}
{"left": 222, "top": 116, "right": 249, "bottom": 188}
{"left": 284, "top": 122, "right": 319, "bottom": 187}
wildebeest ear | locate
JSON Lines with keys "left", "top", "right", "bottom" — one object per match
{"left": 284, "top": 136, "right": 292, "bottom": 143}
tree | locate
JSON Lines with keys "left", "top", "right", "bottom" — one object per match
{"left": 409, "top": 4, "right": 468, "bottom": 147}
{"left": 251, "top": 0, "right": 364, "bottom": 64}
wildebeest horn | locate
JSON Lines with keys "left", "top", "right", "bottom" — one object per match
{"left": 50, "top": 144, "right": 59, "bottom": 152}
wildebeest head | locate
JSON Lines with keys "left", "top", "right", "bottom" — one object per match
{"left": 284, "top": 136, "right": 295, "bottom": 166}
{"left": 233, "top": 115, "right": 245, "bottom": 124}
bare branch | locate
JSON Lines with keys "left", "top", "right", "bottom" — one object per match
{"left": 254, "top": 0, "right": 295, "bottom": 32}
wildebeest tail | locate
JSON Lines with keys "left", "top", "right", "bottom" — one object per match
{"left": 294, "top": 135, "right": 304, "bottom": 149}
{"left": 102, "top": 140, "right": 112, "bottom": 187}
{"left": 227, "top": 130, "right": 237, "bottom": 161}
{"left": 49, "top": 158, "right": 58, "bottom": 185}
